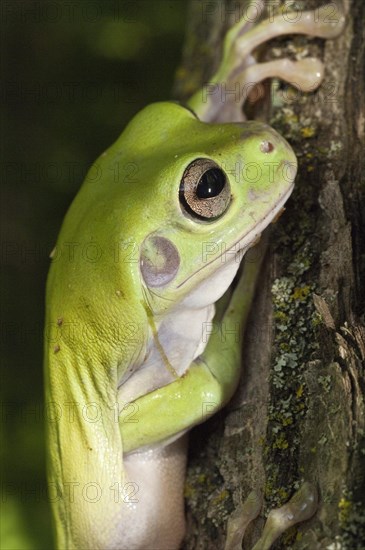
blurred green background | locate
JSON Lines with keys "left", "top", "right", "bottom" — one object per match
{"left": 1, "top": 1, "right": 187, "bottom": 547}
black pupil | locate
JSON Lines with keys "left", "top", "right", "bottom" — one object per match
{"left": 196, "top": 168, "right": 226, "bottom": 199}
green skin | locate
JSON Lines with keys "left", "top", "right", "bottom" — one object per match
{"left": 44, "top": 2, "right": 345, "bottom": 548}
{"left": 45, "top": 101, "right": 296, "bottom": 548}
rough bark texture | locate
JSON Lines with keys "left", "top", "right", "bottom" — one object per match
{"left": 174, "top": 1, "right": 365, "bottom": 548}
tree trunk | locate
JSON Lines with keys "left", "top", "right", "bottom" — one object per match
{"left": 174, "top": 1, "right": 365, "bottom": 548}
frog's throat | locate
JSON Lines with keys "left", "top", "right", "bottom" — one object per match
{"left": 177, "top": 181, "right": 294, "bottom": 289}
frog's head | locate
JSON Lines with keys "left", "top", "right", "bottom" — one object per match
{"left": 53, "top": 102, "right": 297, "bottom": 324}
{"left": 113, "top": 101, "right": 297, "bottom": 313}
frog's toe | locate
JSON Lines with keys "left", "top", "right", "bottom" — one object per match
{"left": 224, "top": 490, "right": 262, "bottom": 550}
{"left": 251, "top": 482, "right": 318, "bottom": 550}
{"left": 243, "top": 57, "right": 325, "bottom": 93}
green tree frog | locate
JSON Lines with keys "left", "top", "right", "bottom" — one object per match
{"left": 44, "top": 3, "right": 344, "bottom": 549}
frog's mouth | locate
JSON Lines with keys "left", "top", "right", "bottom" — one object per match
{"left": 176, "top": 181, "right": 294, "bottom": 289}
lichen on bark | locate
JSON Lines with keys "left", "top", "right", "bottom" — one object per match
{"left": 175, "top": 1, "right": 365, "bottom": 548}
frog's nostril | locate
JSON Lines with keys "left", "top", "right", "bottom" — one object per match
{"left": 260, "top": 141, "right": 274, "bottom": 153}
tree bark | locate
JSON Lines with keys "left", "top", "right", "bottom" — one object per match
{"left": 174, "top": 1, "right": 365, "bottom": 548}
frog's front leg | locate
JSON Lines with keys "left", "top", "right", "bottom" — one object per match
{"left": 225, "top": 482, "right": 318, "bottom": 550}
{"left": 188, "top": 2, "right": 345, "bottom": 123}
{"left": 120, "top": 248, "right": 265, "bottom": 454}
{"left": 118, "top": 250, "right": 264, "bottom": 550}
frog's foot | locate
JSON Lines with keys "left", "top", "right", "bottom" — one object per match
{"left": 225, "top": 482, "right": 318, "bottom": 550}
{"left": 188, "top": 2, "right": 345, "bottom": 122}
{"left": 225, "top": 490, "right": 263, "bottom": 550}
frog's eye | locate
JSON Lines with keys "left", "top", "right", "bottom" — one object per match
{"left": 179, "top": 158, "right": 231, "bottom": 220}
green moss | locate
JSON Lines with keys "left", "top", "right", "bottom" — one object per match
{"left": 339, "top": 497, "right": 352, "bottom": 524}
{"left": 264, "top": 477, "right": 276, "bottom": 500}
{"left": 184, "top": 482, "right": 195, "bottom": 499}
{"left": 211, "top": 489, "right": 230, "bottom": 506}
{"left": 197, "top": 473, "right": 207, "bottom": 484}
{"left": 292, "top": 285, "right": 311, "bottom": 301}
{"left": 338, "top": 491, "right": 365, "bottom": 548}
{"left": 272, "top": 434, "right": 289, "bottom": 450}
{"left": 342, "top": 508, "right": 365, "bottom": 545}
{"left": 300, "top": 126, "right": 316, "bottom": 138}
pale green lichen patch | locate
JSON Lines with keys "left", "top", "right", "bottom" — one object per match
{"left": 318, "top": 374, "right": 332, "bottom": 393}
{"left": 261, "top": 121, "right": 324, "bottom": 515}
{"left": 264, "top": 275, "right": 319, "bottom": 508}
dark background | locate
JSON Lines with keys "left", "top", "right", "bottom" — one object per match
{"left": 1, "top": 1, "right": 187, "bottom": 547}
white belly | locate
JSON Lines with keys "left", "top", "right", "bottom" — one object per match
{"left": 119, "top": 436, "right": 188, "bottom": 549}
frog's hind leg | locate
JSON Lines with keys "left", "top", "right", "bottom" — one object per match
{"left": 224, "top": 490, "right": 263, "bottom": 550}
{"left": 224, "top": 482, "right": 318, "bottom": 550}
